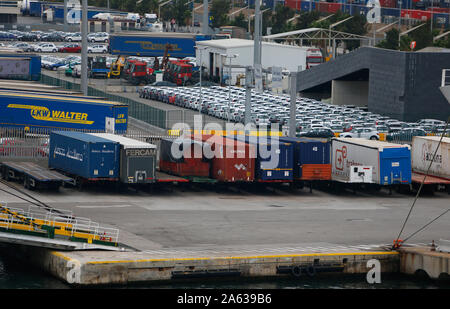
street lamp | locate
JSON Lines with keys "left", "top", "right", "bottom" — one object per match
{"left": 195, "top": 45, "right": 208, "bottom": 115}
{"left": 220, "top": 53, "right": 238, "bottom": 123}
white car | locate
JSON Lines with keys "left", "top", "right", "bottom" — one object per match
{"left": 87, "top": 44, "right": 108, "bottom": 53}
{"left": 34, "top": 43, "right": 58, "bottom": 53}
{"left": 340, "top": 128, "right": 380, "bottom": 140}
{"left": 65, "top": 33, "right": 82, "bottom": 42}
{"left": 88, "top": 33, "right": 109, "bottom": 43}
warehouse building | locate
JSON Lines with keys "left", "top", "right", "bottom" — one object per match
{"left": 0, "top": 0, "right": 20, "bottom": 23}
{"left": 296, "top": 47, "right": 450, "bottom": 122}
{"left": 195, "top": 38, "right": 307, "bottom": 85}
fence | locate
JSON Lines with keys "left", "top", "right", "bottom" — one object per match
{"left": 0, "top": 126, "right": 175, "bottom": 159}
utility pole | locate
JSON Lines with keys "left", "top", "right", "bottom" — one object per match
{"left": 253, "top": 0, "right": 261, "bottom": 68}
{"left": 202, "top": 0, "right": 209, "bottom": 34}
{"left": 64, "top": 0, "right": 68, "bottom": 32}
{"left": 289, "top": 72, "right": 297, "bottom": 138}
{"left": 244, "top": 66, "right": 253, "bottom": 128}
{"left": 81, "top": 0, "right": 88, "bottom": 96}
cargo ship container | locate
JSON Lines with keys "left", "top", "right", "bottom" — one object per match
{"left": 233, "top": 135, "right": 294, "bottom": 182}
{"left": 0, "top": 90, "right": 128, "bottom": 132}
{"left": 0, "top": 53, "right": 41, "bottom": 81}
{"left": 411, "top": 136, "right": 450, "bottom": 181}
{"left": 193, "top": 134, "right": 255, "bottom": 182}
{"left": 331, "top": 138, "right": 411, "bottom": 185}
{"left": 89, "top": 133, "right": 157, "bottom": 184}
{"left": 109, "top": 32, "right": 211, "bottom": 58}
{"left": 159, "top": 138, "right": 210, "bottom": 177}
{"left": 48, "top": 131, "right": 120, "bottom": 184}
{"left": 279, "top": 137, "right": 331, "bottom": 181}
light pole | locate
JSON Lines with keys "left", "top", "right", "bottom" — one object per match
{"left": 195, "top": 45, "right": 207, "bottom": 115}
{"left": 221, "top": 53, "right": 238, "bottom": 122}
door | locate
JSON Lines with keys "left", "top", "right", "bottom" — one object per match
{"left": 105, "top": 117, "right": 115, "bottom": 133}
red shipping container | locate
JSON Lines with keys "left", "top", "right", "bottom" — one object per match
{"left": 159, "top": 158, "right": 210, "bottom": 177}
{"left": 193, "top": 134, "right": 256, "bottom": 182}
{"left": 401, "top": 9, "right": 431, "bottom": 20}
{"left": 380, "top": 0, "right": 397, "bottom": 8}
{"left": 159, "top": 138, "right": 210, "bottom": 177}
{"left": 285, "top": 0, "right": 301, "bottom": 10}
{"left": 317, "top": 2, "right": 342, "bottom": 14}
{"left": 300, "top": 164, "right": 332, "bottom": 181}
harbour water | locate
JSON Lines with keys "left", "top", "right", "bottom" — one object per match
{"left": 1, "top": 255, "right": 449, "bottom": 289}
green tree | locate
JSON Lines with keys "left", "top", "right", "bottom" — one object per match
{"left": 230, "top": 12, "right": 247, "bottom": 30}
{"left": 270, "top": 4, "right": 295, "bottom": 34}
{"left": 295, "top": 11, "right": 321, "bottom": 30}
{"left": 376, "top": 28, "right": 400, "bottom": 50}
{"left": 210, "top": 0, "right": 230, "bottom": 28}
{"left": 170, "top": 0, "right": 192, "bottom": 26}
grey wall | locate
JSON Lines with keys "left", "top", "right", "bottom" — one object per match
{"left": 296, "top": 47, "right": 450, "bottom": 122}
{"left": 331, "top": 80, "right": 368, "bottom": 107}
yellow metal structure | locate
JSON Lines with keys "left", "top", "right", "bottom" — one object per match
{"left": 107, "top": 56, "right": 126, "bottom": 79}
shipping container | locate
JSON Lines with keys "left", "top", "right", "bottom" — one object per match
{"left": 109, "top": 32, "right": 212, "bottom": 58}
{"left": 0, "top": 90, "right": 128, "bottom": 132}
{"left": 159, "top": 137, "right": 210, "bottom": 177}
{"left": 233, "top": 135, "right": 294, "bottom": 182}
{"left": 317, "top": 2, "right": 342, "bottom": 13}
{"left": 89, "top": 133, "right": 157, "bottom": 184}
{"left": 0, "top": 54, "right": 41, "bottom": 81}
{"left": 380, "top": 0, "right": 397, "bottom": 8}
{"left": 411, "top": 136, "right": 450, "bottom": 181}
{"left": 285, "top": 0, "right": 301, "bottom": 10}
{"left": 381, "top": 7, "right": 401, "bottom": 17}
{"left": 193, "top": 134, "right": 255, "bottom": 182}
{"left": 331, "top": 138, "right": 411, "bottom": 185}
{"left": 401, "top": 9, "right": 431, "bottom": 20}
{"left": 48, "top": 131, "right": 120, "bottom": 181}
{"left": 279, "top": 137, "right": 331, "bottom": 180}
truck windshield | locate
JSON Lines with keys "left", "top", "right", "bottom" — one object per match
{"left": 307, "top": 57, "right": 323, "bottom": 63}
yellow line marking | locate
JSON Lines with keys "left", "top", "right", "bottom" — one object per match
{"left": 83, "top": 251, "right": 399, "bottom": 265}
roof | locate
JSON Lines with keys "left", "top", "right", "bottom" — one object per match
{"left": 413, "top": 135, "right": 450, "bottom": 144}
{"left": 334, "top": 137, "right": 411, "bottom": 150}
{"left": 89, "top": 133, "right": 156, "bottom": 149}
{"left": 52, "top": 131, "right": 119, "bottom": 144}
{"left": 196, "top": 38, "right": 307, "bottom": 51}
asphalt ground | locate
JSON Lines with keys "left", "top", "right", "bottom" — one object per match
{"left": 0, "top": 179, "right": 448, "bottom": 252}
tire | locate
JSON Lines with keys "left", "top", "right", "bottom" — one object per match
{"left": 68, "top": 38, "right": 72, "bottom": 42}
{"left": 370, "top": 136, "right": 378, "bottom": 140}
{"left": 53, "top": 49, "right": 57, "bottom": 53}
{"left": 38, "top": 49, "right": 42, "bottom": 52}
{"left": 291, "top": 266, "right": 302, "bottom": 277}
{"left": 305, "top": 265, "right": 316, "bottom": 277}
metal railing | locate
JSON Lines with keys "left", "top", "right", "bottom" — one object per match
{"left": 441, "top": 69, "right": 450, "bottom": 87}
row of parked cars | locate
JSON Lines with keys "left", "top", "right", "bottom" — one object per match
{"left": 138, "top": 85, "right": 449, "bottom": 140}
{"left": 5, "top": 41, "right": 108, "bottom": 54}
{"left": 0, "top": 30, "right": 109, "bottom": 43}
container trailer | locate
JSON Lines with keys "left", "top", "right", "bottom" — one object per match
{"left": 0, "top": 54, "right": 41, "bottom": 81}
{"left": 0, "top": 90, "right": 128, "bottom": 132}
{"left": 89, "top": 133, "right": 157, "bottom": 184}
{"left": 48, "top": 131, "right": 120, "bottom": 185}
{"left": 159, "top": 137, "right": 210, "bottom": 177}
{"left": 233, "top": 135, "right": 294, "bottom": 182}
{"left": 279, "top": 137, "right": 331, "bottom": 181}
{"left": 331, "top": 138, "right": 411, "bottom": 185}
{"left": 411, "top": 136, "right": 450, "bottom": 181}
{"left": 109, "top": 32, "right": 211, "bottom": 58}
{"left": 193, "top": 134, "right": 256, "bottom": 182}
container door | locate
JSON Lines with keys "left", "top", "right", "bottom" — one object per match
{"left": 105, "top": 117, "right": 115, "bottom": 133}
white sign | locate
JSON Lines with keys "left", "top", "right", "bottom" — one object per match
{"left": 67, "top": 0, "right": 81, "bottom": 24}
{"left": 272, "top": 66, "right": 282, "bottom": 89}
{"left": 366, "top": 0, "right": 381, "bottom": 24}
{"left": 254, "top": 64, "right": 263, "bottom": 93}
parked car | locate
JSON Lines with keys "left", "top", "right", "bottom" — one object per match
{"left": 34, "top": 42, "right": 58, "bottom": 53}
{"left": 11, "top": 42, "right": 33, "bottom": 52}
{"left": 298, "top": 128, "right": 335, "bottom": 138}
{"left": 65, "top": 33, "right": 82, "bottom": 42}
{"left": 340, "top": 128, "right": 380, "bottom": 140}
{"left": 58, "top": 43, "right": 81, "bottom": 53}
{"left": 87, "top": 44, "right": 108, "bottom": 53}
{"left": 88, "top": 33, "right": 109, "bottom": 43}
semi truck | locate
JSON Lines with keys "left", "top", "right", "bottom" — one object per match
{"left": 109, "top": 32, "right": 211, "bottom": 58}
{"left": 0, "top": 53, "right": 41, "bottom": 81}
{"left": 0, "top": 89, "right": 128, "bottom": 132}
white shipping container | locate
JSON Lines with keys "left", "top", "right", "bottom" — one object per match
{"left": 331, "top": 138, "right": 411, "bottom": 184}
{"left": 411, "top": 136, "right": 450, "bottom": 180}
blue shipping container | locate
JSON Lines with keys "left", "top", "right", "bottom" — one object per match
{"left": 279, "top": 137, "right": 331, "bottom": 179}
{"left": 0, "top": 54, "right": 41, "bottom": 81}
{"left": 49, "top": 131, "right": 120, "bottom": 180}
{"left": 234, "top": 135, "right": 294, "bottom": 181}
{"left": 0, "top": 90, "right": 128, "bottom": 132}
{"left": 109, "top": 33, "right": 212, "bottom": 58}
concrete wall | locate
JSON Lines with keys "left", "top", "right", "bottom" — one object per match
{"left": 332, "top": 80, "right": 368, "bottom": 107}
{"left": 296, "top": 47, "right": 450, "bottom": 122}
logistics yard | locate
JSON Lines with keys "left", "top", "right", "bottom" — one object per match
{"left": 0, "top": 0, "right": 449, "bottom": 289}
